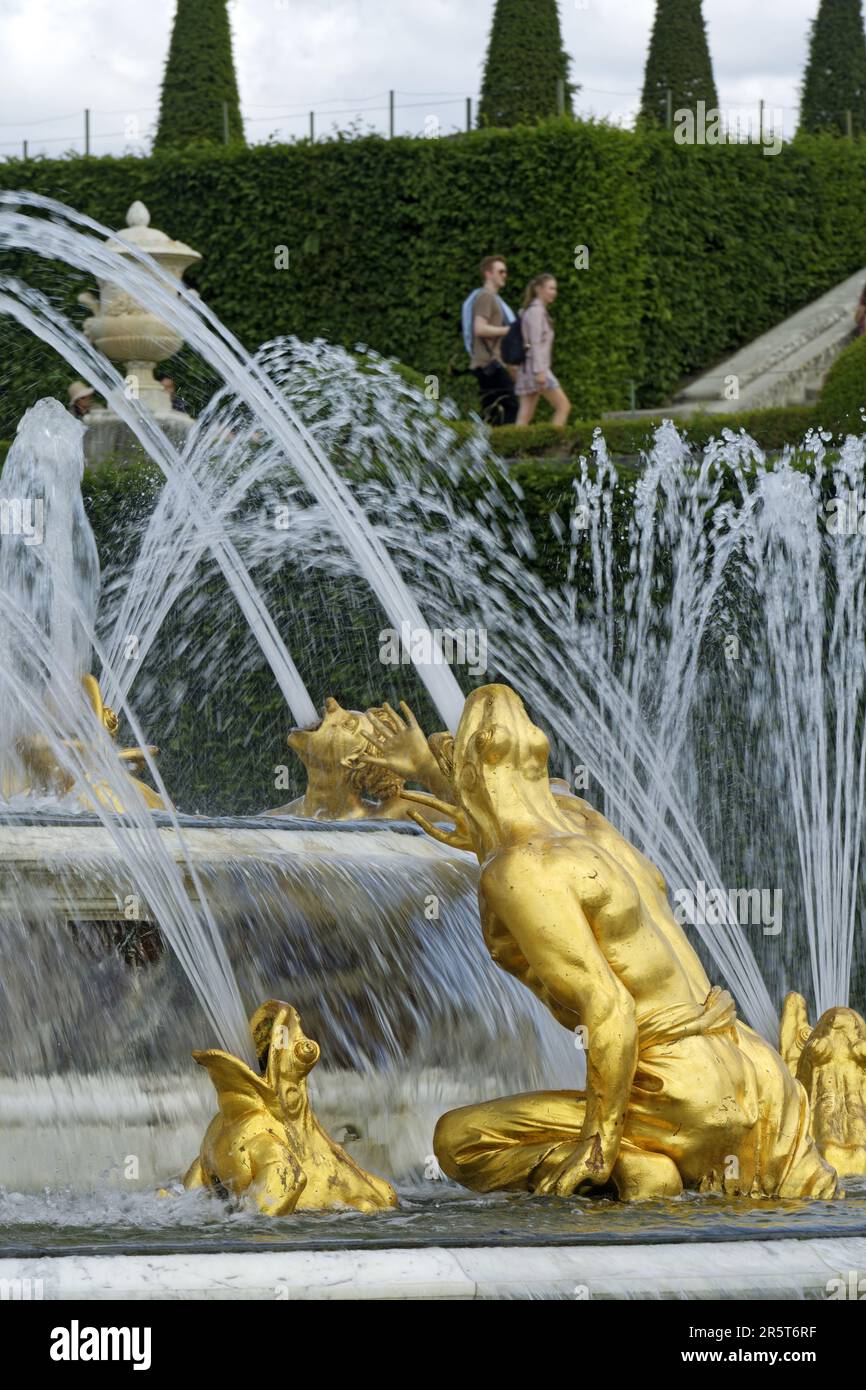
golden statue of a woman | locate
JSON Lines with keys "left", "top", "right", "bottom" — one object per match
{"left": 403, "top": 684, "right": 837, "bottom": 1201}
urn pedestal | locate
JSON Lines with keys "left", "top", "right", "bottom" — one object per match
{"left": 79, "top": 201, "right": 201, "bottom": 465}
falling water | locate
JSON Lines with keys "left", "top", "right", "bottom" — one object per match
{"left": 0, "top": 400, "right": 99, "bottom": 787}
{"left": 211, "top": 338, "right": 866, "bottom": 1032}
{"left": 0, "top": 400, "right": 254, "bottom": 1062}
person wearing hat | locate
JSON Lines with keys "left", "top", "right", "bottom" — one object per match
{"left": 67, "top": 381, "right": 95, "bottom": 419}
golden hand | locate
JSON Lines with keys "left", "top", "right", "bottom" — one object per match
{"left": 364, "top": 702, "right": 453, "bottom": 799}
{"left": 399, "top": 787, "right": 473, "bottom": 852}
{"left": 533, "top": 1133, "right": 610, "bottom": 1196}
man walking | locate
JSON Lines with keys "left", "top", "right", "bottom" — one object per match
{"left": 464, "top": 255, "right": 518, "bottom": 425}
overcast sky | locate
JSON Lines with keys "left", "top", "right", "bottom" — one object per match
{"left": 0, "top": 0, "right": 822, "bottom": 159}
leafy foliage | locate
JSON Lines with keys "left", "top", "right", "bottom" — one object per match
{"left": 800, "top": 0, "right": 866, "bottom": 136}
{"left": 640, "top": 0, "right": 718, "bottom": 128}
{"left": 155, "top": 0, "right": 245, "bottom": 150}
{"left": 639, "top": 131, "right": 866, "bottom": 402}
{"left": 817, "top": 329, "right": 866, "bottom": 430}
{"left": 483, "top": 404, "right": 821, "bottom": 457}
{"left": 478, "top": 0, "right": 574, "bottom": 127}
{"left": 0, "top": 123, "right": 644, "bottom": 431}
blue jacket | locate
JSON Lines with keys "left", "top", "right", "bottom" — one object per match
{"left": 462, "top": 289, "right": 515, "bottom": 356}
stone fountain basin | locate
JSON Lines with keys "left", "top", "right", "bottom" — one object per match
{"left": 1, "top": 1181, "right": 865, "bottom": 1300}
{"left": 0, "top": 811, "right": 472, "bottom": 918}
{"left": 2, "top": 812, "right": 864, "bottom": 1299}
{"left": 0, "top": 809, "right": 488, "bottom": 1186}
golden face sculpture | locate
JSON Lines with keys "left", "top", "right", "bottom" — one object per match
{"left": 284, "top": 697, "right": 408, "bottom": 817}
{"left": 288, "top": 697, "right": 375, "bottom": 773}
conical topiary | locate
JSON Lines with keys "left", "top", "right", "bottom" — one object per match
{"left": 154, "top": 0, "right": 245, "bottom": 150}
{"left": 477, "top": 0, "right": 575, "bottom": 128}
{"left": 640, "top": 0, "right": 718, "bottom": 128}
{"left": 800, "top": 0, "right": 866, "bottom": 136}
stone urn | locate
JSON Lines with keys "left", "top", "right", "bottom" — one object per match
{"left": 80, "top": 201, "right": 201, "bottom": 434}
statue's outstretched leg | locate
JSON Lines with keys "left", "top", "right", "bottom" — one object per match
{"left": 434, "top": 1090, "right": 586, "bottom": 1192}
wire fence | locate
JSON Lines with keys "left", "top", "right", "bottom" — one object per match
{"left": 0, "top": 85, "right": 825, "bottom": 160}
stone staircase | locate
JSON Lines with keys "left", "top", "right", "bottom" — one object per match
{"left": 605, "top": 267, "right": 866, "bottom": 420}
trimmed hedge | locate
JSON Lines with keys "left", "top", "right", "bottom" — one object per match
{"left": 818, "top": 331, "right": 866, "bottom": 432}
{"left": 0, "top": 401, "right": 825, "bottom": 477}
{"left": 3, "top": 125, "right": 866, "bottom": 435}
{"left": 478, "top": 0, "right": 574, "bottom": 127}
{"left": 483, "top": 404, "right": 822, "bottom": 458}
{"left": 155, "top": 0, "right": 245, "bottom": 150}
{"left": 640, "top": 133, "right": 866, "bottom": 403}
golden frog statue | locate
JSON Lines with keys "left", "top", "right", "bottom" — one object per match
{"left": 184, "top": 1000, "right": 397, "bottom": 1215}
{"left": 780, "top": 992, "right": 866, "bottom": 1177}
{"left": 402, "top": 682, "right": 838, "bottom": 1202}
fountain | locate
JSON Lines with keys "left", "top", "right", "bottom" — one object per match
{"left": 0, "top": 193, "right": 865, "bottom": 1299}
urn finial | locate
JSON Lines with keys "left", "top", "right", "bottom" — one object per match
{"left": 125, "top": 201, "right": 150, "bottom": 229}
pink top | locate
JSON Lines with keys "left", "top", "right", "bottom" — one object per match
{"left": 516, "top": 298, "right": 554, "bottom": 392}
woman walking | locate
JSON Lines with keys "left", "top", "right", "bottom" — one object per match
{"left": 516, "top": 273, "right": 571, "bottom": 428}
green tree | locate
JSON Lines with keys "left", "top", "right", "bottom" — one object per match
{"left": 154, "top": 0, "right": 245, "bottom": 150}
{"left": 800, "top": 0, "right": 866, "bottom": 136}
{"left": 640, "top": 0, "right": 718, "bottom": 128}
{"left": 477, "top": 0, "right": 575, "bottom": 128}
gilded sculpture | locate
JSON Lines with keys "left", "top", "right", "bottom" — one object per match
{"left": 184, "top": 999, "right": 397, "bottom": 1214}
{"left": 268, "top": 696, "right": 448, "bottom": 821}
{"left": 780, "top": 992, "right": 866, "bottom": 1177}
{"left": 399, "top": 683, "right": 838, "bottom": 1201}
{"left": 8, "top": 674, "right": 165, "bottom": 812}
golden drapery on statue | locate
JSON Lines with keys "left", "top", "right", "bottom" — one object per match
{"left": 403, "top": 683, "right": 838, "bottom": 1201}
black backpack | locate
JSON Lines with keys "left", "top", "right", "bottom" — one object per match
{"left": 501, "top": 315, "right": 526, "bottom": 367}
